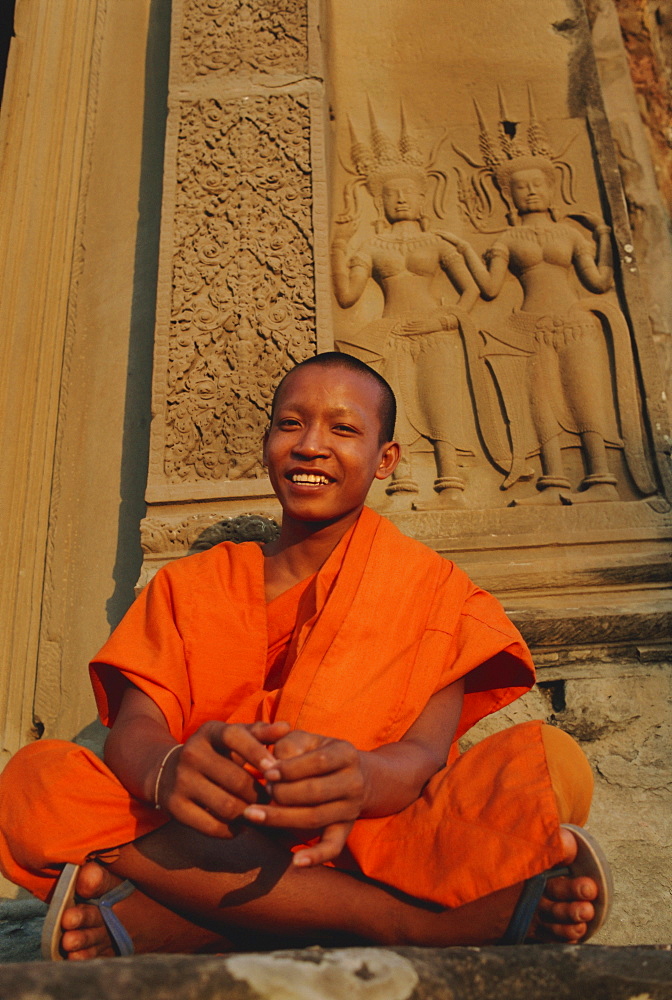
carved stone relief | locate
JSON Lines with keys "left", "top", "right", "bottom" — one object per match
{"left": 157, "top": 94, "right": 317, "bottom": 488}
{"left": 331, "top": 94, "right": 659, "bottom": 510}
{"left": 180, "top": 0, "right": 308, "bottom": 81}
{"left": 137, "top": 512, "right": 280, "bottom": 592}
{"left": 331, "top": 106, "right": 481, "bottom": 510}
{"left": 141, "top": 511, "right": 279, "bottom": 555}
{"left": 445, "top": 91, "right": 657, "bottom": 508}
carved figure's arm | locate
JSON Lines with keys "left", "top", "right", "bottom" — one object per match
{"left": 569, "top": 214, "right": 614, "bottom": 294}
{"left": 439, "top": 242, "right": 480, "bottom": 311}
{"left": 331, "top": 218, "right": 372, "bottom": 308}
{"left": 436, "top": 231, "right": 508, "bottom": 300}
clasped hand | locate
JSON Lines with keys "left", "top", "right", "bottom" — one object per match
{"left": 156, "top": 721, "right": 366, "bottom": 867}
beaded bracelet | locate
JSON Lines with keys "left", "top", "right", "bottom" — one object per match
{"left": 153, "top": 744, "right": 182, "bottom": 810}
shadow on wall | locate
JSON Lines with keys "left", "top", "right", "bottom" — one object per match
{"left": 106, "top": 0, "right": 172, "bottom": 632}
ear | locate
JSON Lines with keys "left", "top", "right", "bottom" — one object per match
{"left": 374, "top": 441, "right": 401, "bottom": 481}
{"left": 262, "top": 429, "right": 269, "bottom": 467}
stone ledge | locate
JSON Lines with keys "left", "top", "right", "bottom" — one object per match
{"left": 0, "top": 945, "right": 670, "bottom": 1000}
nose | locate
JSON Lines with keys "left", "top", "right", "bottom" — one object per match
{"left": 291, "top": 422, "right": 329, "bottom": 458}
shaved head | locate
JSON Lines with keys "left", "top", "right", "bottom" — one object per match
{"left": 272, "top": 353, "right": 397, "bottom": 444}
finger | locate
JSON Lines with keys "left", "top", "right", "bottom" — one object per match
{"left": 268, "top": 742, "right": 357, "bottom": 782}
{"left": 169, "top": 758, "right": 257, "bottom": 819}
{"left": 273, "top": 731, "right": 321, "bottom": 762}
{"left": 215, "top": 723, "right": 280, "bottom": 772}
{"left": 293, "top": 822, "right": 351, "bottom": 868}
{"left": 178, "top": 742, "right": 259, "bottom": 805}
{"left": 229, "top": 722, "right": 291, "bottom": 766}
{"left": 168, "top": 792, "right": 243, "bottom": 838}
{"left": 249, "top": 720, "right": 291, "bottom": 743}
{"left": 243, "top": 800, "right": 357, "bottom": 830}
{"left": 269, "top": 772, "right": 362, "bottom": 808}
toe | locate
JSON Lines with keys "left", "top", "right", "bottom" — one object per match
{"left": 545, "top": 874, "right": 598, "bottom": 902}
{"left": 537, "top": 919, "right": 587, "bottom": 943}
{"left": 62, "top": 924, "right": 112, "bottom": 959}
{"left": 538, "top": 896, "right": 594, "bottom": 926}
{"left": 62, "top": 903, "right": 106, "bottom": 931}
{"left": 75, "top": 861, "right": 116, "bottom": 900}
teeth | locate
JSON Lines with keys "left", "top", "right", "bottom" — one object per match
{"left": 291, "top": 474, "right": 330, "bottom": 485}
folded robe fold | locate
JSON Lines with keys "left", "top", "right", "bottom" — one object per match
{"left": 0, "top": 507, "right": 563, "bottom": 906}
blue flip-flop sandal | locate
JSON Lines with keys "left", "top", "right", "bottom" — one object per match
{"left": 41, "top": 862, "right": 136, "bottom": 960}
{"left": 500, "top": 824, "right": 614, "bottom": 945}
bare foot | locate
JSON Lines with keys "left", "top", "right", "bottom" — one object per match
{"left": 404, "top": 826, "right": 600, "bottom": 947}
{"left": 510, "top": 486, "right": 565, "bottom": 507}
{"left": 59, "top": 861, "right": 225, "bottom": 960}
{"left": 560, "top": 483, "right": 619, "bottom": 504}
{"left": 531, "top": 827, "right": 598, "bottom": 942}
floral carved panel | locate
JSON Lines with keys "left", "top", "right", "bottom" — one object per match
{"left": 180, "top": 0, "right": 308, "bottom": 82}
{"left": 157, "top": 93, "right": 317, "bottom": 489}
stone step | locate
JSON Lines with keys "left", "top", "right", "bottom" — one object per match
{"left": 0, "top": 945, "right": 670, "bottom": 999}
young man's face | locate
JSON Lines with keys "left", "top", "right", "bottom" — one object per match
{"left": 264, "top": 366, "right": 399, "bottom": 525}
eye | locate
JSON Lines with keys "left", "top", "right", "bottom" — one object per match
{"left": 333, "top": 423, "right": 358, "bottom": 434}
{"left": 277, "top": 417, "right": 301, "bottom": 429}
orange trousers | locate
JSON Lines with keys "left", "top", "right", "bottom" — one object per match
{"left": 0, "top": 721, "right": 592, "bottom": 905}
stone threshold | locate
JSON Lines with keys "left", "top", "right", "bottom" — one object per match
{"left": 0, "top": 944, "right": 670, "bottom": 999}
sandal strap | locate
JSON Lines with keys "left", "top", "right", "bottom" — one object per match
{"left": 500, "top": 864, "right": 570, "bottom": 945}
{"left": 90, "top": 880, "right": 135, "bottom": 956}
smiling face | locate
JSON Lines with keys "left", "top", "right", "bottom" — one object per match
{"left": 381, "top": 176, "right": 424, "bottom": 223}
{"left": 509, "top": 168, "right": 553, "bottom": 214}
{"left": 265, "top": 365, "right": 400, "bottom": 529}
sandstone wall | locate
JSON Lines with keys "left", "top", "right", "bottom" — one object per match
{"left": 0, "top": 0, "right": 670, "bottom": 945}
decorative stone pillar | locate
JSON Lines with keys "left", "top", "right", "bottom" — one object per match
{"left": 140, "top": 0, "right": 330, "bottom": 581}
{"left": 0, "top": 0, "right": 102, "bottom": 767}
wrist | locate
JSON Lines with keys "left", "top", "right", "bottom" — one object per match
{"left": 356, "top": 750, "right": 376, "bottom": 817}
{"left": 152, "top": 743, "right": 181, "bottom": 810}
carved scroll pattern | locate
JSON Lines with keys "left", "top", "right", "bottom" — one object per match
{"left": 165, "top": 94, "right": 316, "bottom": 484}
{"left": 141, "top": 513, "right": 280, "bottom": 555}
{"left": 180, "top": 0, "right": 308, "bottom": 82}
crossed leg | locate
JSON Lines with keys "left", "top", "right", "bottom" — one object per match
{"left": 59, "top": 821, "right": 598, "bottom": 960}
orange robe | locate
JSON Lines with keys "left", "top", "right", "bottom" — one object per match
{"left": 0, "top": 507, "right": 564, "bottom": 905}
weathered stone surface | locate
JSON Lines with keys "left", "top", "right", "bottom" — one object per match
{"left": 0, "top": 898, "right": 44, "bottom": 964}
{"left": 462, "top": 661, "right": 672, "bottom": 945}
{"left": 0, "top": 946, "right": 671, "bottom": 999}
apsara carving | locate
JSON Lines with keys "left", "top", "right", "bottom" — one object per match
{"left": 442, "top": 88, "right": 656, "bottom": 505}
{"left": 331, "top": 104, "right": 481, "bottom": 510}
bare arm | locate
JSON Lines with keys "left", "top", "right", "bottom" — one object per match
{"left": 436, "top": 230, "right": 508, "bottom": 300}
{"left": 104, "top": 684, "right": 290, "bottom": 837}
{"left": 440, "top": 246, "right": 480, "bottom": 312}
{"left": 104, "top": 685, "right": 179, "bottom": 804}
{"left": 331, "top": 217, "right": 371, "bottom": 308}
{"left": 569, "top": 214, "right": 613, "bottom": 294}
{"left": 359, "top": 676, "right": 465, "bottom": 816}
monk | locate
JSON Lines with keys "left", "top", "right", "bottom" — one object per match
{"left": 0, "top": 352, "right": 609, "bottom": 960}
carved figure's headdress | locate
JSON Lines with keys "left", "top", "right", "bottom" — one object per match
{"left": 453, "top": 86, "right": 575, "bottom": 230}
{"left": 338, "top": 101, "right": 450, "bottom": 229}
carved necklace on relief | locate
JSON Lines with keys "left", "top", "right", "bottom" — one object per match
{"left": 371, "top": 232, "right": 438, "bottom": 250}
